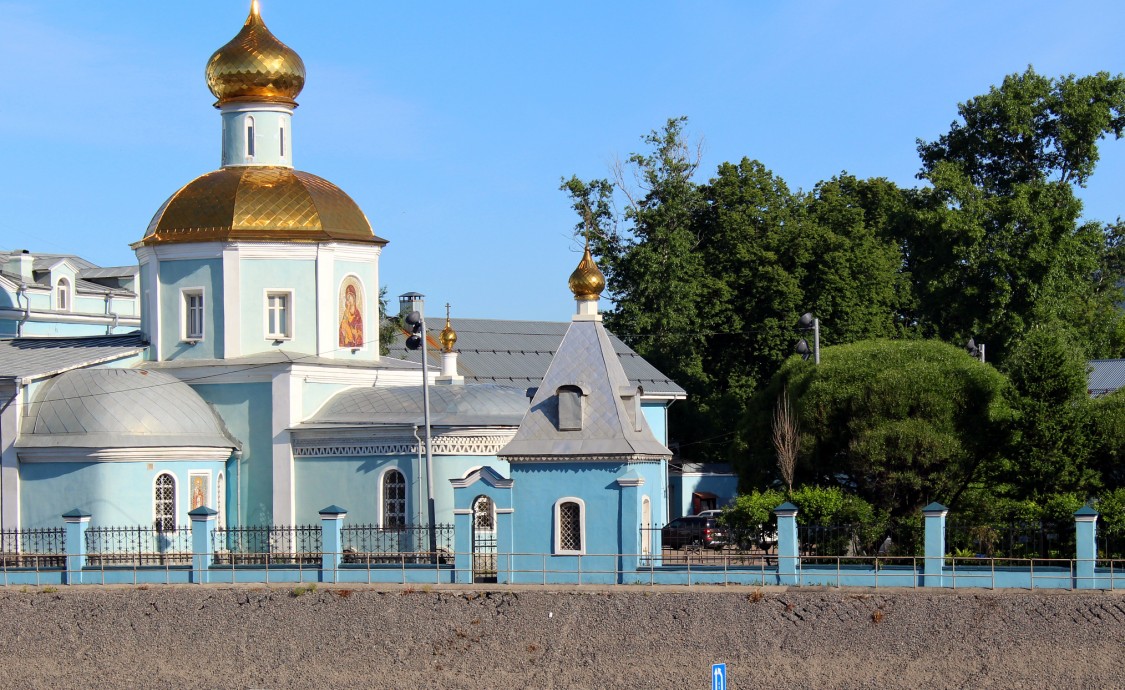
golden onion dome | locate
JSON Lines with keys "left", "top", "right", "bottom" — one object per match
{"left": 439, "top": 314, "right": 458, "bottom": 353}
{"left": 205, "top": 2, "right": 306, "bottom": 108}
{"left": 568, "top": 244, "right": 605, "bottom": 300}
{"left": 138, "top": 166, "right": 386, "bottom": 247}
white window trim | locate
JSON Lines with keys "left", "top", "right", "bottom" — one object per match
{"left": 553, "top": 496, "right": 586, "bottom": 555}
{"left": 245, "top": 115, "right": 256, "bottom": 159}
{"left": 641, "top": 496, "right": 652, "bottom": 557}
{"left": 153, "top": 471, "right": 178, "bottom": 531}
{"left": 216, "top": 471, "right": 226, "bottom": 530}
{"left": 181, "top": 286, "right": 205, "bottom": 342}
{"left": 379, "top": 467, "right": 407, "bottom": 528}
{"left": 472, "top": 494, "right": 497, "bottom": 532}
{"left": 263, "top": 288, "right": 295, "bottom": 341}
{"left": 56, "top": 278, "right": 71, "bottom": 312}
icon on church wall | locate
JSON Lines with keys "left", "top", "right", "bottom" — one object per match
{"left": 338, "top": 275, "right": 365, "bottom": 348}
{"left": 190, "top": 473, "right": 210, "bottom": 511}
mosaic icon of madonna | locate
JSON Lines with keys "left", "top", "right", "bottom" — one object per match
{"left": 338, "top": 276, "right": 364, "bottom": 348}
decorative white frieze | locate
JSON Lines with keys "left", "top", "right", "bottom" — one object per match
{"left": 293, "top": 432, "right": 513, "bottom": 457}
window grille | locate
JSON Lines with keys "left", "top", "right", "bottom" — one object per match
{"left": 154, "top": 473, "right": 176, "bottom": 532}
{"left": 383, "top": 470, "right": 406, "bottom": 528}
{"left": 473, "top": 495, "right": 495, "bottom": 530}
{"left": 558, "top": 501, "right": 581, "bottom": 552}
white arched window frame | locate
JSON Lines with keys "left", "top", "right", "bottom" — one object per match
{"left": 380, "top": 468, "right": 407, "bottom": 528}
{"left": 245, "top": 116, "right": 256, "bottom": 158}
{"left": 216, "top": 472, "right": 226, "bottom": 529}
{"left": 553, "top": 497, "right": 585, "bottom": 555}
{"left": 472, "top": 495, "right": 496, "bottom": 532}
{"left": 154, "top": 472, "right": 177, "bottom": 532}
{"left": 641, "top": 496, "right": 652, "bottom": 557}
{"left": 56, "top": 278, "right": 71, "bottom": 312}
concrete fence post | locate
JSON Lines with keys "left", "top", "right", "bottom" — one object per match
{"left": 61, "top": 509, "right": 91, "bottom": 585}
{"left": 188, "top": 506, "right": 218, "bottom": 584}
{"left": 1074, "top": 505, "right": 1098, "bottom": 590}
{"left": 774, "top": 502, "right": 799, "bottom": 585}
{"left": 922, "top": 502, "right": 948, "bottom": 588}
{"left": 319, "top": 505, "right": 347, "bottom": 584}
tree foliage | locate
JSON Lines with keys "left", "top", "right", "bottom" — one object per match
{"left": 739, "top": 340, "right": 1014, "bottom": 516}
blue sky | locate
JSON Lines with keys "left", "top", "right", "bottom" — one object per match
{"left": 3, "top": 1, "right": 1123, "bottom": 321}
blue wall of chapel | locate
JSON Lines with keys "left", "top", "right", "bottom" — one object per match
{"left": 159, "top": 258, "right": 222, "bottom": 360}
{"left": 20, "top": 460, "right": 226, "bottom": 529}
{"left": 239, "top": 258, "right": 316, "bottom": 354}
{"left": 509, "top": 461, "right": 668, "bottom": 558}
{"left": 190, "top": 382, "right": 272, "bottom": 526}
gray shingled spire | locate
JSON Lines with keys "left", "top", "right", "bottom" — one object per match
{"left": 498, "top": 317, "right": 672, "bottom": 462}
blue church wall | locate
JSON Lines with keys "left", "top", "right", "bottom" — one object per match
{"left": 191, "top": 382, "right": 272, "bottom": 526}
{"left": 158, "top": 258, "right": 223, "bottom": 360}
{"left": 239, "top": 258, "right": 316, "bottom": 355}
{"left": 641, "top": 402, "right": 668, "bottom": 446}
{"left": 20, "top": 460, "right": 226, "bottom": 529}
{"left": 508, "top": 461, "right": 667, "bottom": 584}
{"left": 301, "top": 381, "right": 352, "bottom": 419}
{"left": 294, "top": 455, "right": 415, "bottom": 526}
{"left": 435, "top": 456, "right": 510, "bottom": 524}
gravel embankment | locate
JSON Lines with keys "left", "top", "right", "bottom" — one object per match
{"left": 0, "top": 584, "right": 1122, "bottom": 689}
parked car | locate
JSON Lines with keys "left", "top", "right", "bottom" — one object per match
{"left": 661, "top": 516, "right": 727, "bottom": 550}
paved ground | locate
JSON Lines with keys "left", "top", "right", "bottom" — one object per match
{"left": 0, "top": 583, "right": 1122, "bottom": 688}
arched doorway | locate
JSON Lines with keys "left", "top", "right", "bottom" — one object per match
{"left": 471, "top": 495, "right": 497, "bottom": 583}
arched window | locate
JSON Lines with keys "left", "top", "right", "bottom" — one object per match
{"left": 554, "top": 497, "right": 585, "bottom": 554}
{"left": 382, "top": 469, "right": 406, "bottom": 528}
{"left": 641, "top": 496, "right": 652, "bottom": 557}
{"left": 154, "top": 472, "right": 176, "bottom": 532}
{"left": 472, "top": 495, "right": 495, "bottom": 531}
{"left": 216, "top": 472, "right": 226, "bottom": 529}
{"left": 56, "top": 278, "right": 70, "bottom": 311}
{"left": 246, "top": 116, "right": 256, "bottom": 158}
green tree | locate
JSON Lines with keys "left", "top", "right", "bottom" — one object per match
{"left": 905, "top": 68, "right": 1125, "bottom": 361}
{"left": 739, "top": 340, "right": 1014, "bottom": 517}
{"left": 996, "top": 321, "right": 1099, "bottom": 499}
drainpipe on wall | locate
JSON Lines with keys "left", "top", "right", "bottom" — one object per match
{"left": 15, "top": 284, "right": 28, "bottom": 337}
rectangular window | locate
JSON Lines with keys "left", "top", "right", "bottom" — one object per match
{"left": 555, "top": 499, "right": 584, "bottom": 554}
{"left": 181, "top": 288, "right": 204, "bottom": 341}
{"left": 280, "top": 125, "right": 285, "bottom": 157}
{"left": 266, "top": 290, "right": 293, "bottom": 339}
{"left": 246, "top": 118, "right": 256, "bottom": 157}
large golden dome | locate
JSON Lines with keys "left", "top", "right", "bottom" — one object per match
{"left": 205, "top": 2, "right": 305, "bottom": 107}
{"left": 138, "top": 167, "right": 386, "bottom": 246}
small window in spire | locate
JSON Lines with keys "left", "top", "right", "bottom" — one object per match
{"left": 246, "top": 116, "right": 256, "bottom": 158}
{"left": 279, "top": 124, "right": 285, "bottom": 158}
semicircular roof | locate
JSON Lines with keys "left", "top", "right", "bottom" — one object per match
{"left": 139, "top": 166, "right": 386, "bottom": 247}
{"left": 307, "top": 384, "right": 529, "bottom": 427}
{"left": 17, "top": 368, "right": 240, "bottom": 450}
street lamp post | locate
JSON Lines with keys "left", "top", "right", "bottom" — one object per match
{"left": 403, "top": 298, "right": 438, "bottom": 560}
{"left": 796, "top": 312, "right": 820, "bottom": 364}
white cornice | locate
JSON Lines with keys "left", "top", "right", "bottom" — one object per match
{"left": 0, "top": 308, "right": 141, "bottom": 327}
{"left": 18, "top": 447, "right": 232, "bottom": 462}
{"left": 148, "top": 243, "right": 225, "bottom": 261}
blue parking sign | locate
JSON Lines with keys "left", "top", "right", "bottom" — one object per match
{"left": 712, "top": 663, "right": 726, "bottom": 690}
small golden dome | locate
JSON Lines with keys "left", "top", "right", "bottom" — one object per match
{"left": 439, "top": 314, "right": 457, "bottom": 353}
{"left": 205, "top": 2, "right": 306, "bottom": 108}
{"left": 139, "top": 166, "right": 387, "bottom": 247}
{"left": 568, "top": 245, "right": 605, "bottom": 301}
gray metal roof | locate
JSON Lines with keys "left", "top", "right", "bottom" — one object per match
{"left": 304, "top": 383, "right": 529, "bottom": 427}
{"left": 385, "top": 317, "right": 685, "bottom": 397}
{"left": 75, "top": 278, "right": 134, "bottom": 296}
{"left": 79, "top": 266, "right": 137, "bottom": 280}
{"left": 17, "top": 368, "right": 239, "bottom": 450}
{"left": 30, "top": 254, "right": 96, "bottom": 272}
{"left": 144, "top": 350, "right": 422, "bottom": 371}
{"left": 0, "top": 333, "right": 148, "bottom": 381}
{"left": 1089, "top": 359, "right": 1125, "bottom": 397}
{"left": 498, "top": 319, "right": 672, "bottom": 461}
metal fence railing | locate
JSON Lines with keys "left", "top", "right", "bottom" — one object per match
{"left": 0, "top": 528, "right": 66, "bottom": 569}
{"left": 640, "top": 525, "right": 778, "bottom": 567}
{"left": 945, "top": 520, "right": 1074, "bottom": 562}
{"left": 212, "top": 525, "right": 322, "bottom": 565}
{"left": 85, "top": 526, "right": 193, "bottom": 567}
{"left": 340, "top": 524, "right": 455, "bottom": 564}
